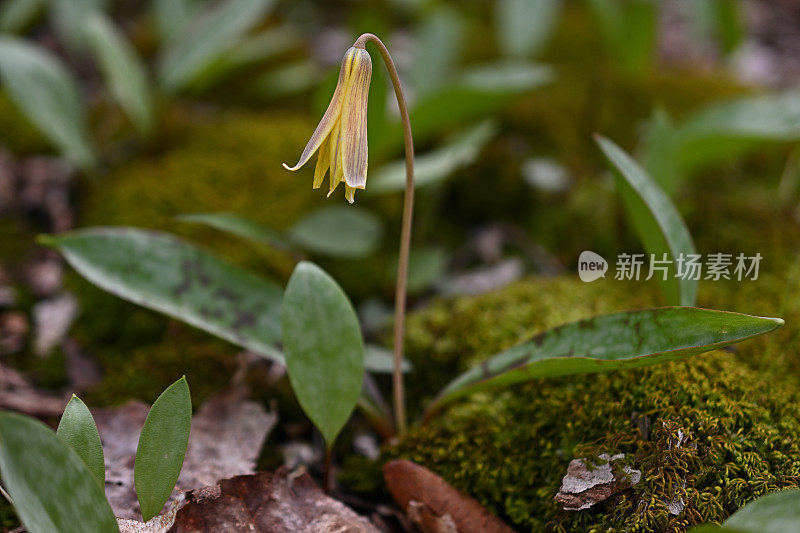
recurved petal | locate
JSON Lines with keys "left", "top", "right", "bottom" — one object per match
{"left": 282, "top": 48, "right": 358, "bottom": 171}
{"left": 312, "top": 136, "right": 331, "bottom": 189}
{"left": 340, "top": 47, "right": 372, "bottom": 189}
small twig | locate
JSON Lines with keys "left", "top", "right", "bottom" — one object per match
{"left": 0, "top": 482, "right": 13, "bottom": 506}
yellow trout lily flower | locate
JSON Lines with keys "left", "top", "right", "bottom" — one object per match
{"left": 283, "top": 46, "right": 372, "bottom": 203}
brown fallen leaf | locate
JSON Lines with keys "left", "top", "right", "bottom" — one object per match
{"left": 168, "top": 468, "right": 380, "bottom": 533}
{"left": 0, "top": 362, "right": 66, "bottom": 417}
{"left": 94, "top": 388, "right": 276, "bottom": 520}
{"left": 554, "top": 453, "right": 641, "bottom": 511}
{"left": 94, "top": 400, "right": 150, "bottom": 520}
{"left": 383, "top": 459, "right": 514, "bottom": 533}
{"left": 176, "top": 387, "right": 277, "bottom": 491}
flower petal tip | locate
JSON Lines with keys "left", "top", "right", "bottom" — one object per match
{"left": 282, "top": 162, "right": 295, "bottom": 171}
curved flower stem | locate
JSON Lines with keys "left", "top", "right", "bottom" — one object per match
{"left": 354, "top": 33, "right": 414, "bottom": 436}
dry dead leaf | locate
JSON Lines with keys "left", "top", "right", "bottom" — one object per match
{"left": 554, "top": 453, "right": 641, "bottom": 511}
{"left": 168, "top": 468, "right": 379, "bottom": 533}
{"left": 383, "top": 459, "right": 514, "bottom": 533}
{"left": 0, "top": 362, "right": 66, "bottom": 417}
{"left": 117, "top": 498, "right": 183, "bottom": 533}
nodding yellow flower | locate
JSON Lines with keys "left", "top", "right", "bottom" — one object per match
{"left": 283, "top": 46, "right": 372, "bottom": 203}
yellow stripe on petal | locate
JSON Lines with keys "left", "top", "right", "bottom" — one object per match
{"left": 282, "top": 48, "right": 357, "bottom": 172}
{"left": 328, "top": 165, "right": 344, "bottom": 197}
{"left": 344, "top": 184, "right": 357, "bottom": 203}
{"left": 313, "top": 136, "right": 331, "bottom": 189}
{"left": 329, "top": 116, "right": 343, "bottom": 187}
{"left": 340, "top": 47, "right": 372, "bottom": 189}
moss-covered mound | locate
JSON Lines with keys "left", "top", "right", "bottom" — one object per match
{"left": 387, "top": 276, "right": 800, "bottom": 532}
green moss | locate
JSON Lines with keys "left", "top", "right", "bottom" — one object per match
{"left": 81, "top": 323, "right": 238, "bottom": 409}
{"left": 378, "top": 273, "right": 800, "bottom": 532}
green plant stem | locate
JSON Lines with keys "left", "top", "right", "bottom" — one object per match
{"left": 354, "top": 33, "right": 414, "bottom": 436}
{"left": 323, "top": 447, "right": 333, "bottom": 494}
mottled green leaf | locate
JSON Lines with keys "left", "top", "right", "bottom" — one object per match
{"left": 0, "top": 412, "right": 118, "bottom": 533}
{"left": 57, "top": 395, "right": 104, "bottom": 488}
{"left": 281, "top": 262, "right": 364, "bottom": 446}
{"left": 0, "top": 37, "right": 94, "bottom": 167}
{"left": 135, "top": 377, "right": 191, "bottom": 522}
{"left": 370, "top": 121, "right": 497, "bottom": 194}
{"left": 596, "top": 135, "right": 697, "bottom": 306}
{"left": 288, "top": 206, "right": 383, "bottom": 258}
{"left": 427, "top": 307, "right": 783, "bottom": 416}
{"left": 496, "top": 0, "right": 561, "bottom": 58}
{"left": 43, "top": 227, "right": 284, "bottom": 362}
{"left": 158, "top": 0, "right": 274, "bottom": 93}
{"left": 85, "top": 13, "right": 153, "bottom": 135}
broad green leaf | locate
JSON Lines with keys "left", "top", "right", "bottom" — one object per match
{"left": 154, "top": 0, "right": 200, "bottom": 44}
{"left": 412, "top": 6, "right": 463, "bottom": 96}
{"left": 287, "top": 206, "right": 383, "bottom": 258}
{"left": 85, "top": 13, "right": 153, "bottom": 135}
{"left": 181, "top": 26, "right": 302, "bottom": 93}
{"left": 587, "top": 0, "right": 656, "bottom": 76}
{"left": 43, "top": 227, "right": 284, "bottom": 362}
{"left": 57, "top": 395, "right": 104, "bottom": 488}
{"left": 177, "top": 212, "right": 290, "bottom": 249}
{"left": 677, "top": 92, "right": 800, "bottom": 173}
{"left": 364, "top": 344, "right": 412, "bottom": 374}
{"left": 596, "top": 135, "right": 697, "bottom": 306}
{"left": 496, "top": 0, "right": 561, "bottom": 58}
{"left": 50, "top": 0, "right": 106, "bottom": 51}
{"left": 689, "top": 0, "right": 743, "bottom": 53}
{"left": 370, "top": 121, "right": 497, "bottom": 194}
{"left": 135, "top": 377, "right": 191, "bottom": 522}
{"left": 680, "top": 92, "right": 800, "bottom": 141}
{"left": 281, "top": 262, "right": 365, "bottom": 446}
{"left": 257, "top": 60, "right": 321, "bottom": 98}
{"left": 0, "top": 412, "right": 118, "bottom": 533}
{"left": 641, "top": 109, "right": 681, "bottom": 196}
{"left": 0, "top": 37, "right": 94, "bottom": 168}
{"left": 722, "top": 489, "right": 800, "bottom": 533}
{"left": 374, "top": 64, "right": 551, "bottom": 155}
{"left": 688, "top": 489, "right": 800, "bottom": 533}
{"left": 0, "top": 0, "right": 45, "bottom": 33}
{"left": 158, "top": 0, "right": 274, "bottom": 93}
{"left": 426, "top": 307, "right": 783, "bottom": 416}
{"left": 405, "top": 247, "right": 448, "bottom": 292}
